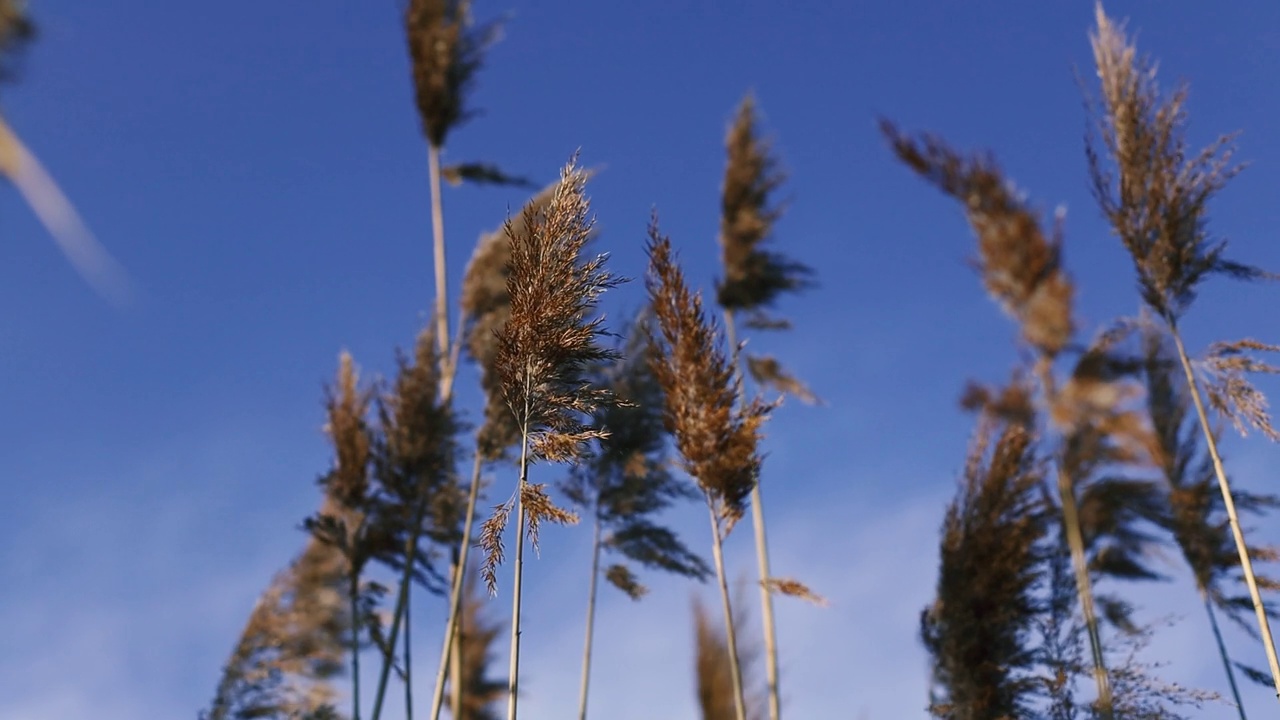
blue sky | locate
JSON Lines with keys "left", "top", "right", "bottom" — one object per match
{"left": 4, "top": 1, "right": 1280, "bottom": 718}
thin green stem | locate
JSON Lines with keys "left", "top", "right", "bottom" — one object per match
{"left": 1170, "top": 325, "right": 1280, "bottom": 700}
{"left": 724, "top": 310, "right": 781, "bottom": 720}
{"left": 1035, "top": 359, "right": 1113, "bottom": 718}
{"left": 707, "top": 499, "right": 747, "bottom": 720}
{"left": 404, "top": 598, "right": 413, "bottom": 720}
{"left": 576, "top": 512, "right": 603, "bottom": 720}
{"left": 1203, "top": 589, "right": 1248, "bottom": 719}
{"left": 428, "top": 452, "right": 486, "bottom": 720}
{"left": 351, "top": 571, "right": 362, "bottom": 720}
{"left": 507, "top": 422, "right": 532, "bottom": 720}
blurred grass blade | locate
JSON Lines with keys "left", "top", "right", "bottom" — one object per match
{"left": 0, "top": 114, "right": 133, "bottom": 307}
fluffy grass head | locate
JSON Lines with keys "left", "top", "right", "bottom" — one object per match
{"left": 717, "top": 94, "right": 813, "bottom": 327}
{"left": 1087, "top": 5, "right": 1270, "bottom": 321}
{"left": 882, "top": 122, "right": 1074, "bottom": 358}
{"left": 492, "top": 159, "right": 622, "bottom": 462}
{"left": 404, "top": 0, "right": 500, "bottom": 147}
{"left": 646, "top": 219, "right": 770, "bottom": 531}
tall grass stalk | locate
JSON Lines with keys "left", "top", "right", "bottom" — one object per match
{"left": 576, "top": 514, "right": 603, "bottom": 720}
{"left": 1087, "top": 4, "right": 1280, "bottom": 699}
{"left": 647, "top": 221, "right": 772, "bottom": 720}
{"left": 477, "top": 161, "right": 619, "bottom": 719}
{"left": 1171, "top": 328, "right": 1280, "bottom": 694}
{"left": 426, "top": 452, "right": 485, "bottom": 720}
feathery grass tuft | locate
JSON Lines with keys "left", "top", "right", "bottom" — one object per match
{"left": 717, "top": 94, "right": 813, "bottom": 326}
{"left": 1087, "top": 3, "right": 1280, "bottom": 700}
{"left": 203, "top": 536, "right": 348, "bottom": 720}
{"left": 306, "top": 352, "right": 379, "bottom": 720}
{"left": 694, "top": 594, "right": 766, "bottom": 720}
{"left": 483, "top": 158, "right": 621, "bottom": 720}
{"left": 884, "top": 122, "right": 1175, "bottom": 717}
{"left": 462, "top": 176, "right": 595, "bottom": 462}
{"left": 922, "top": 390, "right": 1048, "bottom": 719}
{"left": 647, "top": 222, "right": 770, "bottom": 530}
{"left": 404, "top": 0, "right": 499, "bottom": 148}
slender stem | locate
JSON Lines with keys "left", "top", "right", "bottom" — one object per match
{"left": 507, "top": 427, "right": 532, "bottom": 720}
{"left": 1057, "top": 463, "right": 1113, "bottom": 717}
{"left": 450, "top": 588, "right": 464, "bottom": 719}
{"left": 427, "top": 143, "right": 450, "bottom": 360}
{"left": 1203, "top": 589, "right": 1249, "bottom": 719}
{"left": 1035, "top": 359, "right": 1113, "bottom": 718}
{"left": 428, "top": 452, "right": 487, "bottom": 720}
{"left": 707, "top": 500, "right": 747, "bottom": 720}
{"left": 724, "top": 311, "right": 781, "bottom": 720}
{"left": 1170, "top": 325, "right": 1280, "bottom": 699}
{"left": 351, "top": 572, "right": 363, "bottom": 720}
{"left": 404, "top": 597, "right": 413, "bottom": 720}
{"left": 370, "top": 136, "right": 461, "bottom": 720}
{"left": 576, "top": 513, "right": 603, "bottom": 720}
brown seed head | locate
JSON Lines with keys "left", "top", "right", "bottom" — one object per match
{"left": 882, "top": 122, "right": 1075, "bottom": 357}
{"left": 717, "top": 94, "right": 813, "bottom": 324}
{"left": 493, "top": 159, "right": 622, "bottom": 462}
{"left": 462, "top": 175, "right": 597, "bottom": 461}
{"left": 322, "top": 352, "right": 374, "bottom": 511}
{"left": 646, "top": 219, "right": 770, "bottom": 530}
{"left": 404, "top": 0, "right": 499, "bottom": 147}
{"left": 1087, "top": 5, "right": 1270, "bottom": 320}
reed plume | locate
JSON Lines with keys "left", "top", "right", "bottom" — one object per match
{"left": 366, "top": 326, "right": 464, "bottom": 720}
{"left": 304, "top": 352, "right": 379, "bottom": 720}
{"left": 203, "top": 535, "right": 348, "bottom": 720}
{"left": 1086, "top": 3, "right": 1280, "bottom": 697}
{"left": 419, "top": 176, "right": 584, "bottom": 720}
{"left": 479, "top": 159, "right": 620, "bottom": 720}
{"left": 885, "top": 124, "right": 1169, "bottom": 718}
{"left": 647, "top": 220, "right": 772, "bottom": 720}
{"left": 715, "top": 96, "right": 819, "bottom": 720}
{"left": 922, "top": 382, "right": 1049, "bottom": 720}
{"left": 563, "top": 314, "right": 712, "bottom": 720}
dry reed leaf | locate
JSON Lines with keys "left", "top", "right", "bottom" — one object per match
{"left": 604, "top": 564, "right": 648, "bottom": 601}
{"left": 761, "top": 577, "right": 827, "bottom": 607}
{"left": 745, "top": 353, "right": 820, "bottom": 405}
{"left": 441, "top": 161, "right": 533, "bottom": 188}
{"left": 1088, "top": 5, "right": 1269, "bottom": 320}
{"left": 0, "top": 115, "right": 134, "bottom": 307}
{"left": 717, "top": 94, "right": 813, "bottom": 323}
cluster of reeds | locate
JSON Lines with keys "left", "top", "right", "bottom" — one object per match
{"left": 8, "top": 0, "right": 1269, "bottom": 716}
{"left": 886, "top": 4, "right": 1280, "bottom": 718}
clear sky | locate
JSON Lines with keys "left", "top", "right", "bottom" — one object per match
{"left": 4, "top": 1, "right": 1280, "bottom": 718}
